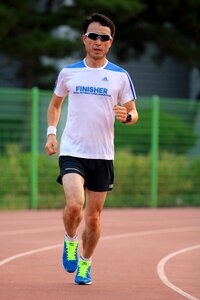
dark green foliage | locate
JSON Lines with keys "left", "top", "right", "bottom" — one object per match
{"left": 0, "top": 0, "right": 200, "bottom": 88}
{"left": 0, "top": 1, "right": 81, "bottom": 88}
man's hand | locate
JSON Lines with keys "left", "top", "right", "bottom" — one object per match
{"left": 113, "top": 105, "right": 127, "bottom": 123}
{"left": 45, "top": 134, "right": 58, "bottom": 156}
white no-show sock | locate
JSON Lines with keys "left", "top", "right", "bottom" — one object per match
{"left": 65, "top": 233, "right": 78, "bottom": 242}
{"left": 80, "top": 255, "right": 92, "bottom": 263}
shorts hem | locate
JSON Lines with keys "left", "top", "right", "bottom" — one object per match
{"left": 56, "top": 170, "right": 85, "bottom": 185}
{"left": 86, "top": 186, "right": 113, "bottom": 192}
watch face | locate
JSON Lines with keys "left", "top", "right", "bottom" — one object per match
{"left": 127, "top": 114, "right": 132, "bottom": 122}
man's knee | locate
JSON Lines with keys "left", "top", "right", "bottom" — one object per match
{"left": 66, "top": 202, "right": 83, "bottom": 218}
{"left": 85, "top": 214, "right": 100, "bottom": 231}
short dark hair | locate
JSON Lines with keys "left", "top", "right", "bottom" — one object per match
{"left": 82, "top": 13, "right": 115, "bottom": 37}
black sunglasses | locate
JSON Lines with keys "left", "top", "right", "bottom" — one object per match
{"left": 84, "top": 32, "right": 113, "bottom": 42}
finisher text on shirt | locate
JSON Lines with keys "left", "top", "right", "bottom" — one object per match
{"left": 74, "top": 86, "right": 110, "bottom": 96}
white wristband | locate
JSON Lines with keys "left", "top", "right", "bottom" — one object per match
{"left": 47, "top": 126, "right": 57, "bottom": 136}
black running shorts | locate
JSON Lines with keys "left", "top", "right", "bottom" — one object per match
{"left": 57, "top": 155, "right": 114, "bottom": 192}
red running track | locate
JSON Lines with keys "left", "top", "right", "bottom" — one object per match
{"left": 0, "top": 208, "right": 200, "bottom": 300}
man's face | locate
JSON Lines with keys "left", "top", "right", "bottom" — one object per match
{"left": 82, "top": 22, "right": 113, "bottom": 60}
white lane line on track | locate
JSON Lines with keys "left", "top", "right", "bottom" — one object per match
{"left": 157, "top": 244, "right": 200, "bottom": 300}
{"left": 100, "top": 226, "right": 200, "bottom": 240}
{"left": 0, "top": 244, "right": 63, "bottom": 267}
{"left": 0, "top": 226, "right": 200, "bottom": 267}
{"left": 0, "top": 226, "right": 63, "bottom": 236}
{"left": 0, "top": 225, "right": 199, "bottom": 237}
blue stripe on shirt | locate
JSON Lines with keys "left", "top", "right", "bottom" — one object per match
{"left": 105, "top": 62, "right": 136, "bottom": 99}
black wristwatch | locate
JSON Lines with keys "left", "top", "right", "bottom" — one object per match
{"left": 123, "top": 113, "right": 132, "bottom": 123}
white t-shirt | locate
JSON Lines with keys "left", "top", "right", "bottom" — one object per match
{"left": 54, "top": 59, "right": 136, "bottom": 160}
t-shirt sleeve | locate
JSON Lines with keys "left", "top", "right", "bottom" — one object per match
{"left": 54, "top": 69, "right": 68, "bottom": 97}
{"left": 118, "top": 71, "right": 136, "bottom": 105}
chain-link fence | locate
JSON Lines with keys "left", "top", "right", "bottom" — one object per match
{"left": 0, "top": 87, "right": 200, "bottom": 209}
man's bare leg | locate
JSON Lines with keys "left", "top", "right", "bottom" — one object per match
{"left": 82, "top": 190, "right": 107, "bottom": 259}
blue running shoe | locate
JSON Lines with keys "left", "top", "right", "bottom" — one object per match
{"left": 62, "top": 239, "right": 78, "bottom": 273}
{"left": 75, "top": 259, "right": 92, "bottom": 285}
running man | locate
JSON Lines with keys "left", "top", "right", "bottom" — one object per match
{"left": 45, "top": 13, "right": 138, "bottom": 285}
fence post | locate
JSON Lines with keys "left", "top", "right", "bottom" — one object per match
{"left": 31, "top": 87, "right": 39, "bottom": 209}
{"left": 151, "top": 95, "right": 160, "bottom": 208}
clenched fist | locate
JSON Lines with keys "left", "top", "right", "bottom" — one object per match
{"left": 45, "top": 135, "right": 58, "bottom": 156}
{"left": 113, "top": 104, "right": 127, "bottom": 123}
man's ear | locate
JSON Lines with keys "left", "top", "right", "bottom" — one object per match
{"left": 108, "top": 39, "right": 113, "bottom": 48}
{"left": 82, "top": 34, "right": 87, "bottom": 45}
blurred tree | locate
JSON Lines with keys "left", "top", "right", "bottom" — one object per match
{"left": 0, "top": 0, "right": 199, "bottom": 88}
{"left": 0, "top": 0, "right": 81, "bottom": 88}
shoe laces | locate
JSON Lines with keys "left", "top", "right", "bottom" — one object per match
{"left": 65, "top": 241, "right": 78, "bottom": 260}
{"left": 77, "top": 261, "right": 90, "bottom": 278}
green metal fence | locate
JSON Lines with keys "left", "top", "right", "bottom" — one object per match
{"left": 0, "top": 87, "right": 200, "bottom": 209}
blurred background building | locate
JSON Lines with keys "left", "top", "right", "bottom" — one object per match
{"left": 0, "top": 49, "right": 199, "bottom": 100}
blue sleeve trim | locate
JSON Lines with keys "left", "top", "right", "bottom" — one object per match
{"left": 126, "top": 71, "right": 137, "bottom": 100}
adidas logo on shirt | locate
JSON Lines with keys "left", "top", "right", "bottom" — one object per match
{"left": 102, "top": 77, "right": 109, "bottom": 81}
